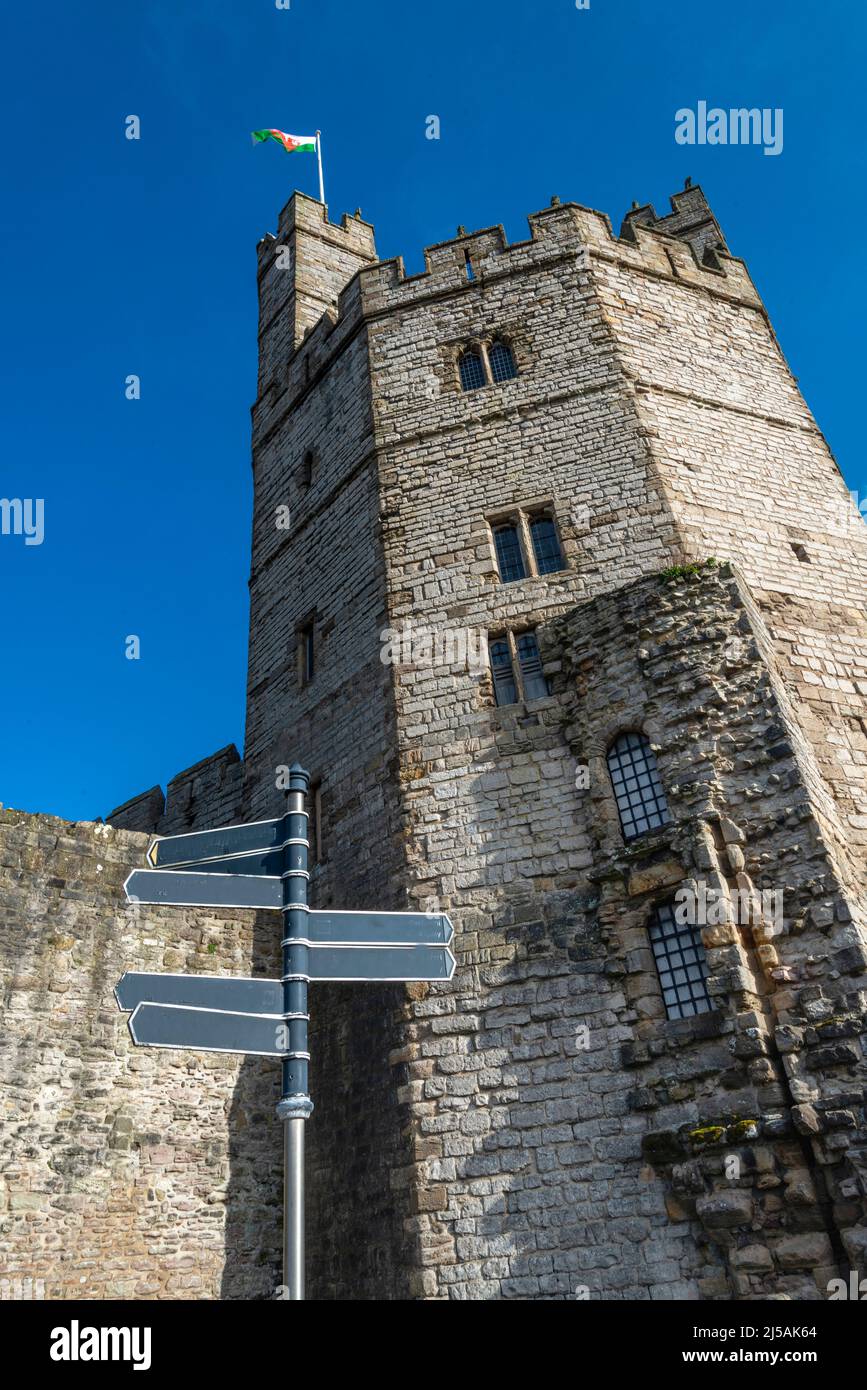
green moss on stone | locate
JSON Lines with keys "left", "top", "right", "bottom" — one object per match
{"left": 659, "top": 557, "right": 719, "bottom": 581}
{"left": 727, "top": 1119, "right": 760, "bottom": 1141}
{"left": 689, "top": 1125, "right": 726, "bottom": 1148}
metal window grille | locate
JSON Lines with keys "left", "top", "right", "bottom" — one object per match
{"left": 516, "top": 632, "right": 549, "bottom": 699}
{"left": 490, "top": 638, "right": 517, "bottom": 706}
{"left": 607, "top": 732, "right": 671, "bottom": 839}
{"left": 529, "top": 515, "right": 563, "bottom": 574}
{"left": 494, "top": 524, "right": 526, "bottom": 583}
{"left": 459, "top": 350, "right": 485, "bottom": 391}
{"left": 489, "top": 341, "right": 517, "bottom": 382}
{"left": 649, "top": 902, "right": 712, "bottom": 1019}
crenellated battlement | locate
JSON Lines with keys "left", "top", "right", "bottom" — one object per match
{"left": 353, "top": 198, "right": 759, "bottom": 313}
{"left": 253, "top": 185, "right": 762, "bottom": 430}
{"left": 620, "top": 182, "right": 729, "bottom": 257}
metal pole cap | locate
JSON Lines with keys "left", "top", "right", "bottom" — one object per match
{"left": 287, "top": 764, "right": 310, "bottom": 792}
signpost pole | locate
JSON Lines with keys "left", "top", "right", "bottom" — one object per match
{"left": 117, "top": 777, "right": 456, "bottom": 1297}
{"left": 277, "top": 764, "right": 312, "bottom": 1300}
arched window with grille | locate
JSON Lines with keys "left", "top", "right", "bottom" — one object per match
{"left": 459, "top": 349, "right": 486, "bottom": 392}
{"left": 649, "top": 901, "right": 712, "bottom": 1019}
{"left": 606, "top": 732, "right": 671, "bottom": 840}
{"left": 488, "top": 340, "right": 517, "bottom": 383}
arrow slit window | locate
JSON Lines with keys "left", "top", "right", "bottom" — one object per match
{"left": 310, "top": 781, "right": 322, "bottom": 863}
{"left": 607, "top": 732, "right": 671, "bottom": 840}
{"left": 298, "top": 619, "right": 315, "bottom": 685}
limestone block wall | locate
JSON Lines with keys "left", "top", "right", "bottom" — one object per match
{"left": 557, "top": 564, "right": 867, "bottom": 1296}
{"left": 6, "top": 565, "right": 865, "bottom": 1301}
{"left": 0, "top": 810, "right": 281, "bottom": 1300}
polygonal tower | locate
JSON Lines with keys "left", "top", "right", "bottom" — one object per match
{"left": 242, "top": 183, "right": 867, "bottom": 1300}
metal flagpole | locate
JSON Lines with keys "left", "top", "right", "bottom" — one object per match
{"left": 315, "top": 130, "right": 325, "bottom": 205}
{"left": 276, "top": 764, "right": 312, "bottom": 1300}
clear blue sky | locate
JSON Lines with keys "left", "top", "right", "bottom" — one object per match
{"left": 2, "top": 0, "right": 864, "bottom": 823}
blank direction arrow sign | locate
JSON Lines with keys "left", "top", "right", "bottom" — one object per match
{"left": 129, "top": 1003, "right": 288, "bottom": 1056}
{"left": 306, "top": 910, "right": 453, "bottom": 947}
{"left": 115, "top": 971, "right": 282, "bottom": 1016}
{"left": 147, "top": 816, "right": 288, "bottom": 869}
{"left": 124, "top": 869, "right": 282, "bottom": 910}
{"left": 303, "top": 943, "right": 455, "bottom": 982}
{"left": 161, "top": 849, "right": 285, "bottom": 877}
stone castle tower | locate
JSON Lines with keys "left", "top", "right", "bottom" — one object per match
{"left": 232, "top": 183, "right": 867, "bottom": 1298}
{"left": 4, "top": 182, "right": 866, "bottom": 1301}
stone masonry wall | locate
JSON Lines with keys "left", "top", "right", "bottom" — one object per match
{"left": 255, "top": 196, "right": 376, "bottom": 394}
{"left": 0, "top": 810, "right": 282, "bottom": 1300}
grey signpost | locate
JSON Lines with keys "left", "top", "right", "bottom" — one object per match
{"left": 279, "top": 764, "right": 311, "bottom": 1302}
{"left": 116, "top": 764, "right": 455, "bottom": 1301}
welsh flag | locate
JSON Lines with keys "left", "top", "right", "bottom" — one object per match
{"left": 252, "top": 129, "right": 316, "bottom": 154}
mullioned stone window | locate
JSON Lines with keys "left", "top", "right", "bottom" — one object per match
{"left": 489, "top": 628, "right": 550, "bottom": 705}
{"left": 488, "top": 505, "right": 565, "bottom": 583}
{"left": 458, "top": 338, "right": 517, "bottom": 392}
